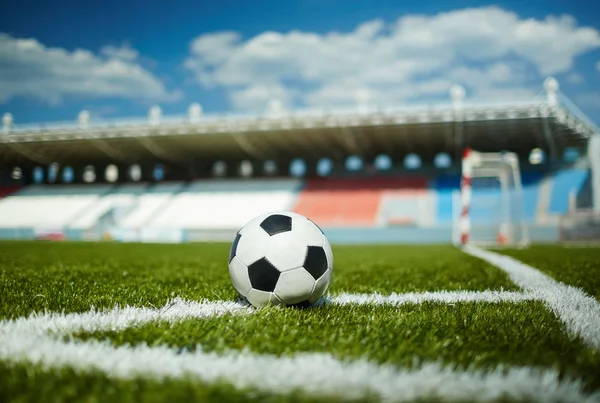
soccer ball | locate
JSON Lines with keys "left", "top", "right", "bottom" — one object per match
{"left": 228, "top": 211, "right": 333, "bottom": 308}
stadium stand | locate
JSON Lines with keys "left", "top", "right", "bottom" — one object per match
{"left": 0, "top": 171, "right": 586, "bottom": 234}
{"left": 0, "top": 185, "right": 112, "bottom": 228}
{"left": 431, "top": 175, "right": 461, "bottom": 226}
{"left": 119, "top": 182, "right": 186, "bottom": 228}
{"left": 0, "top": 77, "right": 596, "bottom": 243}
{"left": 145, "top": 179, "right": 302, "bottom": 230}
{"left": 548, "top": 168, "right": 589, "bottom": 214}
{"left": 0, "top": 185, "right": 20, "bottom": 199}
{"left": 69, "top": 184, "right": 149, "bottom": 229}
{"left": 293, "top": 177, "right": 429, "bottom": 227}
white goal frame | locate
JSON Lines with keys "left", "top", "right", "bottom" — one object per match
{"left": 455, "top": 148, "right": 530, "bottom": 248}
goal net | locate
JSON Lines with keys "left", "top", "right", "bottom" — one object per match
{"left": 453, "top": 148, "right": 530, "bottom": 247}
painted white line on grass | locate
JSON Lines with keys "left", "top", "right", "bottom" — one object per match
{"left": 330, "top": 290, "right": 538, "bottom": 306}
{"left": 19, "top": 298, "right": 250, "bottom": 335}
{"left": 4, "top": 291, "right": 537, "bottom": 336}
{"left": 464, "top": 245, "right": 600, "bottom": 350}
{"left": 0, "top": 297, "right": 596, "bottom": 403}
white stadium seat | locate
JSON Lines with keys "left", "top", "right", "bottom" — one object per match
{"left": 0, "top": 185, "right": 112, "bottom": 228}
{"left": 146, "top": 179, "right": 301, "bottom": 230}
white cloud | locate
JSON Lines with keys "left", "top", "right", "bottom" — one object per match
{"left": 0, "top": 34, "right": 178, "bottom": 105}
{"left": 596, "top": 61, "right": 600, "bottom": 73}
{"left": 185, "top": 6, "right": 600, "bottom": 110}
{"left": 100, "top": 44, "right": 139, "bottom": 62}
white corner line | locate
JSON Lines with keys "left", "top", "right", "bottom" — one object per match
{"left": 0, "top": 295, "right": 597, "bottom": 403}
{"left": 463, "top": 245, "right": 600, "bottom": 351}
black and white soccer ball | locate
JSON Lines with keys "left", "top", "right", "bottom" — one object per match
{"left": 228, "top": 211, "right": 333, "bottom": 308}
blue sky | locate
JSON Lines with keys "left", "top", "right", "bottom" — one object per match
{"left": 1, "top": 0, "right": 599, "bottom": 125}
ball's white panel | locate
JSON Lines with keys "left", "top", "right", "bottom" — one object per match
{"left": 309, "top": 268, "right": 332, "bottom": 303}
{"left": 266, "top": 231, "right": 308, "bottom": 272}
{"left": 291, "top": 215, "right": 324, "bottom": 247}
{"left": 235, "top": 224, "right": 271, "bottom": 266}
{"left": 237, "top": 212, "right": 273, "bottom": 235}
{"left": 228, "top": 256, "right": 252, "bottom": 297}
{"left": 323, "top": 234, "right": 334, "bottom": 271}
{"left": 247, "top": 289, "right": 283, "bottom": 308}
{"left": 274, "top": 267, "right": 316, "bottom": 305}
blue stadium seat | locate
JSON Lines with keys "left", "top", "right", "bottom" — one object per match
{"left": 549, "top": 169, "right": 589, "bottom": 214}
{"left": 432, "top": 175, "right": 460, "bottom": 225}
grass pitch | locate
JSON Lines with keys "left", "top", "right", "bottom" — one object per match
{"left": 499, "top": 245, "right": 600, "bottom": 301}
{"left": 1, "top": 241, "right": 599, "bottom": 402}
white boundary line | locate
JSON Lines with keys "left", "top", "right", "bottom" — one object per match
{"left": 328, "top": 290, "right": 537, "bottom": 306}
{"left": 464, "top": 245, "right": 600, "bottom": 350}
{"left": 0, "top": 294, "right": 597, "bottom": 403}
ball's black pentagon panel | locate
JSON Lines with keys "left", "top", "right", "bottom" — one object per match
{"left": 303, "top": 246, "right": 328, "bottom": 280}
{"left": 229, "top": 233, "right": 242, "bottom": 264}
{"left": 260, "top": 214, "right": 292, "bottom": 236}
{"left": 307, "top": 218, "right": 325, "bottom": 234}
{"left": 248, "top": 257, "right": 281, "bottom": 292}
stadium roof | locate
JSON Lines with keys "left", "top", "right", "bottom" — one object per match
{"left": 0, "top": 80, "right": 597, "bottom": 168}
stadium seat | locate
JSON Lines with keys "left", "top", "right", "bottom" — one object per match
{"left": 146, "top": 179, "right": 303, "bottom": 230}
{"left": 549, "top": 169, "right": 589, "bottom": 214}
{"left": 69, "top": 184, "right": 150, "bottom": 230}
{"left": 431, "top": 175, "right": 461, "bottom": 225}
{"left": 0, "top": 185, "right": 112, "bottom": 228}
{"left": 293, "top": 177, "right": 428, "bottom": 227}
{"left": 119, "top": 182, "right": 186, "bottom": 228}
{"left": 0, "top": 185, "right": 21, "bottom": 198}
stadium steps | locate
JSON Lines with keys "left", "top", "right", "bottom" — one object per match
{"left": 68, "top": 184, "right": 148, "bottom": 230}
{"left": 120, "top": 182, "right": 187, "bottom": 228}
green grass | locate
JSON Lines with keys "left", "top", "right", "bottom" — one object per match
{"left": 0, "top": 363, "right": 341, "bottom": 403}
{"left": 78, "top": 302, "right": 600, "bottom": 390}
{"left": 0, "top": 241, "right": 517, "bottom": 320}
{"left": 499, "top": 246, "right": 600, "bottom": 300}
{"left": 1, "top": 241, "right": 599, "bottom": 402}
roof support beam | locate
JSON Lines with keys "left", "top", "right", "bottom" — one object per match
{"left": 337, "top": 126, "right": 361, "bottom": 154}
{"left": 540, "top": 117, "right": 558, "bottom": 164}
{"left": 6, "top": 143, "right": 53, "bottom": 165}
{"left": 231, "top": 133, "right": 265, "bottom": 159}
{"left": 91, "top": 139, "right": 130, "bottom": 163}
{"left": 135, "top": 137, "right": 185, "bottom": 165}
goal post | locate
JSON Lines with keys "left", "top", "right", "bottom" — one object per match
{"left": 454, "top": 148, "right": 530, "bottom": 248}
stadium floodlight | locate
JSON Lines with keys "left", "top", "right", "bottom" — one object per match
{"left": 3, "top": 113, "right": 13, "bottom": 134}
{"left": 188, "top": 103, "right": 203, "bottom": 123}
{"left": 450, "top": 84, "right": 465, "bottom": 109}
{"left": 148, "top": 105, "right": 162, "bottom": 126}
{"left": 454, "top": 148, "right": 530, "bottom": 248}
{"left": 544, "top": 77, "right": 559, "bottom": 107}
{"left": 78, "top": 110, "right": 90, "bottom": 129}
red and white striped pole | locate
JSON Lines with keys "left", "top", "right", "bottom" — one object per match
{"left": 460, "top": 148, "right": 472, "bottom": 245}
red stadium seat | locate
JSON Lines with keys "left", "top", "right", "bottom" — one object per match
{"left": 0, "top": 185, "right": 21, "bottom": 198}
{"left": 293, "top": 177, "right": 427, "bottom": 227}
